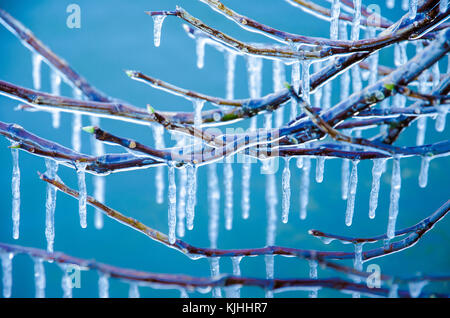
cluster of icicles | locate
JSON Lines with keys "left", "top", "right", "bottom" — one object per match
{"left": 4, "top": 0, "right": 448, "bottom": 298}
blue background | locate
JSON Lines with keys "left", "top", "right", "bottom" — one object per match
{"left": 0, "top": 0, "right": 449, "bottom": 297}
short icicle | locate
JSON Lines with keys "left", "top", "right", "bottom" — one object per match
{"left": 60, "top": 265, "right": 73, "bottom": 298}
{"left": 98, "top": 272, "right": 110, "bottom": 298}
{"left": 209, "top": 257, "right": 222, "bottom": 298}
{"left": 32, "top": 52, "right": 43, "bottom": 90}
{"left": 408, "top": 280, "right": 428, "bottom": 298}
{"left": 408, "top": 0, "right": 418, "bottom": 20}
{"left": 230, "top": 256, "right": 243, "bottom": 298}
{"left": 387, "top": 158, "right": 401, "bottom": 240}
{"left": 33, "top": 257, "right": 46, "bottom": 298}
{"left": 0, "top": 251, "right": 14, "bottom": 298}
{"left": 129, "top": 283, "right": 140, "bottom": 298}
{"left": 352, "top": 243, "right": 364, "bottom": 298}
{"left": 152, "top": 15, "right": 166, "bottom": 47}
{"left": 345, "top": 160, "right": 359, "bottom": 227}
{"left": 45, "top": 158, "right": 59, "bottom": 253}
{"left": 281, "top": 158, "right": 291, "bottom": 223}
{"left": 167, "top": 162, "right": 177, "bottom": 244}
{"left": 10, "top": 144, "right": 20, "bottom": 239}
{"left": 315, "top": 157, "right": 325, "bottom": 183}
{"left": 308, "top": 260, "right": 319, "bottom": 298}
{"left": 75, "top": 161, "right": 88, "bottom": 229}
{"left": 224, "top": 159, "right": 234, "bottom": 224}
{"left": 418, "top": 156, "right": 431, "bottom": 188}
{"left": 265, "top": 255, "right": 275, "bottom": 298}
{"left": 369, "top": 158, "right": 387, "bottom": 219}
{"left": 196, "top": 37, "right": 206, "bottom": 69}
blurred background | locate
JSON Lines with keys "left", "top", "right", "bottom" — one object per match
{"left": 0, "top": 0, "right": 449, "bottom": 297}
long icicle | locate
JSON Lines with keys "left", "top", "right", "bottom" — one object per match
{"left": 290, "top": 60, "right": 300, "bottom": 120}
{"left": 369, "top": 158, "right": 387, "bottom": 219}
{"left": 418, "top": 156, "right": 431, "bottom": 188}
{"left": 44, "top": 158, "right": 58, "bottom": 253}
{"left": 265, "top": 173, "right": 277, "bottom": 298}
{"left": 168, "top": 162, "right": 177, "bottom": 244}
{"left": 300, "top": 157, "right": 311, "bottom": 220}
{"left": 387, "top": 158, "right": 401, "bottom": 240}
{"left": 281, "top": 158, "right": 291, "bottom": 223}
{"left": 225, "top": 51, "right": 236, "bottom": 100}
{"left": 224, "top": 157, "right": 234, "bottom": 226}
{"left": 72, "top": 88, "right": 83, "bottom": 153}
{"left": 75, "top": 161, "right": 88, "bottom": 229}
{"left": 10, "top": 144, "right": 20, "bottom": 240}
{"left": 345, "top": 160, "right": 359, "bottom": 227}
{"left": 185, "top": 163, "right": 197, "bottom": 231}
{"left": 90, "top": 116, "right": 106, "bottom": 229}
{"left": 208, "top": 163, "right": 220, "bottom": 248}
{"left": 152, "top": 124, "right": 166, "bottom": 205}
{"left": 50, "top": 69, "right": 61, "bottom": 129}
{"left": 273, "top": 60, "right": 285, "bottom": 128}
{"left": 98, "top": 272, "right": 110, "bottom": 298}
{"left": 177, "top": 165, "right": 187, "bottom": 238}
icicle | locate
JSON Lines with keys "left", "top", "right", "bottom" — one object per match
{"left": 247, "top": 56, "right": 263, "bottom": 99}
{"left": 98, "top": 272, "right": 110, "bottom": 298}
{"left": 177, "top": 166, "right": 187, "bottom": 238}
{"left": 281, "top": 158, "right": 291, "bottom": 224}
{"left": 241, "top": 159, "right": 251, "bottom": 220}
{"left": 45, "top": 158, "right": 58, "bottom": 253}
{"left": 264, "top": 259, "right": 276, "bottom": 297}
{"left": 209, "top": 257, "right": 222, "bottom": 298}
{"left": 265, "top": 255, "right": 274, "bottom": 298}
{"left": 366, "top": 27, "right": 379, "bottom": 86}
{"left": 93, "top": 176, "right": 105, "bottom": 230}
{"left": 301, "top": 60, "right": 311, "bottom": 104}
{"left": 308, "top": 260, "right": 319, "bottom": 298}
{"left": 408, "top": 280, "right": 428, "bottom": 298}
{"left": 231, "top": 256, "right": 243, "bottom": 298}
{"left": 339, "top": 22, "right": 350, "bottom": 102}
{"left": 408, "top": 0, "right": 418, "bottom": 19}
{"left": 32, "top": 52, "right": 43, "bottom": 90}
{"left": 152, "top": 124, "right": 165, "bottom": 204}
{"left": 341, "top": 158, "right": 350, "bottom": 200}
{"left": 330, "top": 0, "right": 341, "bottom": 41}
{"left": 75, "top": 161, "right": 88, "bottom": 229}
{"left": 315, "top": 157, "right": 325, "bottom": 183}
{"left": 313, "top": 62, "right": 323, "bottom": 109}
{"left": 225, "top": 51, "right": 237, "bottom": 100}
{"left": 402, "top": 0, "right": 409, "bottom": 11}
{"left": 129, "top": 283, "right": 140, "bottom": 298}
{"left": 416, "top": 43, "right": 428, "bottom": 146}
{"left": 386, "top": 0, "right": 395, "bottom": 9}
{"left": 152, "top": 15, "right": 166, "bottom": 47}
{"left": 180, "top": 288, "right": 189, "bottom": 298}
{"left": 352, "top": 243, "right": 364, "bottom": 298}
{"left": 345, "top": 160, "right": 359, "bottom": 227}
{"left": 224, "top": 160, "right": 235, "bottom": 224}
{"left": 50, "top": 69, "right": 61, "bottom": 128}
{"left": 266, "top": 173, "right": 278, "bottom": 246}
{"left": 388, "top": 284, "right": 399, "bottom": 298}
{"left": 196, "top": 37, "right": 206, "bottom": 69}
{"left": 418, "top": 156, "right": 431, "bottom": 188}
{"left": 10, "top": 145, "right": 20, "bottom": 240}
{"left": 72, "top": 88, "right": 83, "bottom": 153}
{"left": 369, "top": 158, "right": 386, "bottom": 219}
{"left": 273, "top": 60, "right": 285, "bottom": 128}
{"left": 61, "top": 266, "right": 73, "bottom": 298}
{"left": 435, "top": 106, "right": 447, "bottom": 132}
{"left": 387, "top": 158, "right": 401, "bottom": 240}
{"left": 185, "top": 163, "right": 197, "bottom": 231}
{"left": 0, "top": 251, "right": 13, "bottom": 298}
{"left": 351, "top": 0, "right": 362, "bottom": 41}
{"left": 290, "top": 61, "right": 300, "bottom": 120}
{"left": 89, "top": 116, "right": 105, "bottom": 230}
{"left": 167, "top": 162, "right": 177, "bottom": 244}
{"left": 300, "top": 157, "right": 311, "bottom": 220}
{"left": 33, "top": 257, "right": 46, "bottom": 298}
{"left": 440, "top": 0, "right": 449, "bottom": 13}
{"left": 208, "top": 164, "right": 220, "bottom": 248}
{"left": 192, "top": 99, "right": 205, "bottom": 127}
